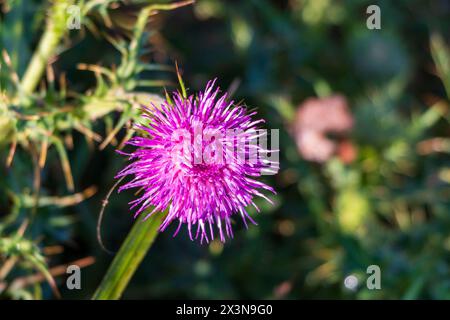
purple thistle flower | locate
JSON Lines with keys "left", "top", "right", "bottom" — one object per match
{"left": 116, "top": 79, "right": 277, "bottom": 243}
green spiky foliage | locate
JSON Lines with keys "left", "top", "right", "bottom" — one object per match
{"left": 0, "top": 0, "right": 192, "bottom": 299}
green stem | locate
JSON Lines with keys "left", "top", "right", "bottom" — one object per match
{"left": 92, "top": 212, "right": 165, "bottom": 300}
{"left": 20, "top": 0, "right": 72, "bottom": 95}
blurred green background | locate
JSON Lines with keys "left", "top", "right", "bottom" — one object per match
{"left": 1, "top": 0, "right": 450, "bottom": 299}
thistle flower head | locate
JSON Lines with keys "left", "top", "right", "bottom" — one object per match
{"left": 116, "top": 79, "right": 277, "bottom": 243}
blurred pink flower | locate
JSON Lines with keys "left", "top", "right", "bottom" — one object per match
{"left": 294, "top": 95, "right": 356, "bottom": 163}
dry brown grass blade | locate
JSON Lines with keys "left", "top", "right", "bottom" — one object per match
{"left": 417, "top": 137, "right": 450, "bottom": 155}
{"left": 6, "top": 138, "right": 17, "bottom": 167}
{"left": 0, "top": 257, "right": 18, "bottom": 281}
{"left": 39, "top": 136, "right": 49, "bottom": 168}
{"left": 42, "top": 245, "right": 64, "bottom": 256}
{"left": 77, "top": 63, "right": 113, "bottom": 80}
{"left": 99, "top": 112, "right": 130, "bottom": 150}
{"left": 5, "top": 257, "right": 95, "bottom": 295}
{"left": 117, "top": 124, "right": 134, "bottom": 150}
{"left": 17, "top": 218, "right": 29, "bottom": 237}
{"left": 46, "top": 64, "right": 55, "bottom": 84}
{"left": 74, "top": 122, "right": 103, "bottom": 142}
{"left": 22, "top": 186, "right": 98, "bottom": 208}
{"left": 1, "top": 50, "right": 20, "bottom": 85}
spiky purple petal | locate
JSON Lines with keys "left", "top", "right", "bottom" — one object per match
{"left": 116, "top": 79, "right": 277, "bottom": 243}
